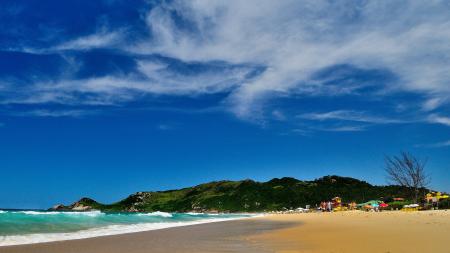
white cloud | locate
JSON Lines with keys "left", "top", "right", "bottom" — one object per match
{"left": 422, "top": 97, "right": 448, "bottom": 111}
{"left": 133, "top": 0, "right": 450, "bottom": 117}
{"left": 16, "top": 109, "right": 94, "bottom": 117}
{"left": 136, "top": 60, "right": 253, "bottom": 95}
{"left": 298, "top": 110, "right": 404, "bottom": 124}
{"left": 157, "top": 124, "right": 175, "bottom": 131}
{"left": 416, "top": 140, "right": 450, "bottom": 148}
{"left": 428, "top": 114, "right": 450, "bottom": 126}
{"left": 290, "top": 123, "right": 366, "bottom": 134}
{"left": 3, "top": 1, "right": 450, "bottom": 124}
{"left": 321, "top": 125, "right": 366, "bottom": 132}
{"left": 1, "top": 59, "right": 255, "bottom": 106}
{"left": 271, "top": 110, "right": 286, "bottom": 121}
{"left": 433, "top": 140, "right": 450, "bottom": 147}
{"left": 54, "top": 30, "right": 124, "bottom": 51}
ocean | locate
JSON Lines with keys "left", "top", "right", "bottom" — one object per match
{"left": 0, "top": 209, "right": 254, "bottom": 246}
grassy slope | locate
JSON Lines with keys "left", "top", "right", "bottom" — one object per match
{"left": 75, "top": 176, "right": 418, "bottom": 212}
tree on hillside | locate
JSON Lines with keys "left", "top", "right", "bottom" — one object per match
{"left": 384, "top": 152, "right": 430, "bottom": 203}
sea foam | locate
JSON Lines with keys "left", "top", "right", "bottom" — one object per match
{"left": 12, "top": 210, "right": 104, "bottom": 217}
{"left": 0, "top": 216, "right": 252, "bottom": 246}
{"left": 136, "top": 211, "right": 173, "bottom": 218}
{"left": 185, "top": 212, "right": 202, "bottom": 215}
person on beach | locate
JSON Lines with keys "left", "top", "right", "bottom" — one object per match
{"left": 320, "top": 201, "right": 326, "bottom": 212}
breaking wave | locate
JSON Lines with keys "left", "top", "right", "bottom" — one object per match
{"left": 0, "top": 211, "right": 254, "bottom": 246}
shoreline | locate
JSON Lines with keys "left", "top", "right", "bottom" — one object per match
{"left": 2, "top": 210, "right": 450, "bottom": 252}
{"left": 0, "top": 213, "right": 262, "bottom": 247}
{"left": 1, "top": 217, "right": 294, "bottom": 253}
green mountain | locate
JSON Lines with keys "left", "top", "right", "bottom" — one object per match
{"left": 51, "top": 175, "right": 419, "bottom": 212}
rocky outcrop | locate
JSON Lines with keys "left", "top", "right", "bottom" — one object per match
{"left": 71, "top": 203, "right": 92, "bottom": 211}
{"left": 49, "top": 198, "right": 97, "bottom": 211}
{"left": 50, "top": 204, "right": 66, "bottom": 211}
{"left": 125, "top": 206, "right": 140, "bottom": 212}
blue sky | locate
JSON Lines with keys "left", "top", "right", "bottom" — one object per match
{"left": 0, "top": 0, "right": 449, "bottom": 209}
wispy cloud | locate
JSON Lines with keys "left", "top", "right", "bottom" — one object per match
{"left": 156, "top": 124, "right": 176, "bottom": 131}
{"left": 1, "top": 59, "right": 256, "bottom": 106}
{"left": 298, "top": 110, "right": 404, "bottom": 124}
{"left": 54, "top": 30, "right": 124, "bottom": 51}
{"left": 2, "top": 1, "right": 450, "bottom": 127}
{"left": 415, "top": 140, "right": 450, "bottom": 148}
{"left": 135, "top": 1, "right": 450, "bottom": 118}
{"left": 322, "top": 125, "right": 366, "bottom": 132}
{"left": 14, "top": 109, "right": 95, "bottom": 118}
{"left": 290, "top": 124, "right": 366, "bottom": 134}
{"left": 422, "top": 97, "right": 448, "bottom": 112}
{"left": 428, "top": 114, "right": 450, "bottom": 126}
{"left": 271, "top": 110, "right": 286, "bottom": 121}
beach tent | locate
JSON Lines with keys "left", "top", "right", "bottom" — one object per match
{"left": 357, "top": 200, "right": 382, "bottom": 211}
{"left": 402, "top": 204, "right": 420, "bottom": 211}
{"left": 331, "top": 197, "right": 348, "bottom": 211}
{"left": 357, "top": 200, "right": 381, "bottom": 207}
{"left": 426, "top": 192, "right": 449, "bottom": 202}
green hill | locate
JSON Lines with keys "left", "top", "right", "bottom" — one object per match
{"left": 52, "top": 175, "right": 420, "bottom": 212}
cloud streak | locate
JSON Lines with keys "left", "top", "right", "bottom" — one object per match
{"left": 54, "top": 30, "right": 124, "bottom": 51}
{"left": 416, "top": 140, "right": 450, "bottom": 148}
{"left": 137, "top": 0, "right": 450, "bottom": 117}
{"left": 428, "top": 114, "right": 450, "bottom": 127}
{"left": 1, "top": 58, "right": 257, "bottom": 107}
{"left": 12, "top": 109, "right": 96, "bottom": 118}
{"left": 1, "top": 0, "right": 450, "bottom": 131}
{"left": 298, "top": 110, "right": 404, "bottom": 124}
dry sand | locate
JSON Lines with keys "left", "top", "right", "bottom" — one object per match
{"left": 251, "top": 210, "right": 450, "bottom": 253}
{"left": 2, "top": 210, "right": 449, "bottom": 253}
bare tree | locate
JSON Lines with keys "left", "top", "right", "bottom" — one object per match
{"left": 385, "top": 152, "right": 430, "bottom": 203}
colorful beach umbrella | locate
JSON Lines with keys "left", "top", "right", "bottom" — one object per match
{"left": 357, "top": 200, "right": 382, "bottom": 207}
{"left": 379, "top": 203, "right": 389, "bottom": 208}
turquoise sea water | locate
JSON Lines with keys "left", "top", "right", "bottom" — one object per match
{"left": 0, "top": 210, "right": 253, "bottom": 246}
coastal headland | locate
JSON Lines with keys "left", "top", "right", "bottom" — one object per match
{"left": 48, "top": 176, "right": 423, "bottom": 213}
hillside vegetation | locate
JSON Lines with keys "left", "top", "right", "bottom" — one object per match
{"left": 54, "top": 175, "right": 418, "bottom": 212}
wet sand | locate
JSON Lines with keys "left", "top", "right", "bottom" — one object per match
{"left": 0, "top": 219, "right": 294, "bottom": 253}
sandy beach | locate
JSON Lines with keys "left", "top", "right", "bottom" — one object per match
{"left": 2, "top": 210, "right": 450, "bottom": 253}
{"left": 253, "top": 210, "right": 450, "bottom": 253}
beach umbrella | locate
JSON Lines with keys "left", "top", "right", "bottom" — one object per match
{"left": 357, "top": 200, "right": 381, "bottom": 207}
{"left": 363, "top": 204, "right": 373, "bottom": 209}
{"left": 379, "top": 203, "right": 389, "bottom": 208}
